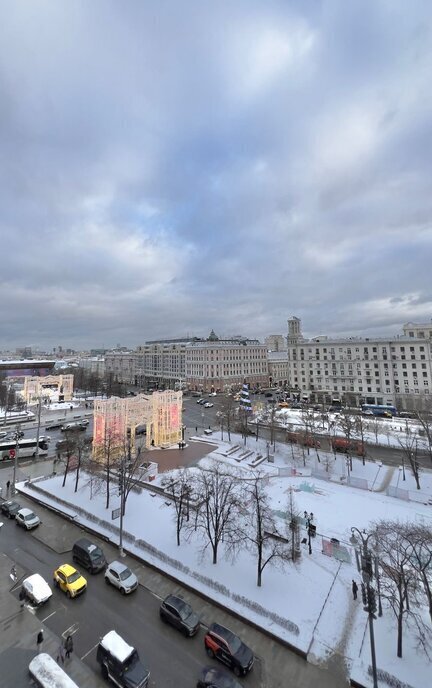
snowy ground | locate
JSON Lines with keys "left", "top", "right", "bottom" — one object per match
{"left": 18, "top": 434, "right": 432, "bottom": 688}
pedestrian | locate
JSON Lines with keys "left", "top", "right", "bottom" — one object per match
{"left": 37, "top": 629, "right": 44, "bottom": 653}
{"left": 65, "top": 634, "right": 73, "bottom": 659}
{"left": 178, "top": 442, "right": 181, "bottom": 450}
{"left": 352, "top": 580, "right": 358, "bottom": 600}
{"left": 195, "top": 426, "right": 198, "bottom": 433}
{"left": 6, "top": 479, "right": 10, "bottom": 495}
{"left": 56, "top": 641, "right": 65, "bottom": 665}
{"left": 19, "top": 587, "right": 26, "bottom": 609}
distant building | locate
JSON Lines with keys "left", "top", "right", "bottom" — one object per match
{"left": 264, "top": 335, "right": 286, "bottom": 351}
{"left": 185, "top": 332, "right": 269, "bottom": 392}
{"left": 78, "top": 357, "right": 106, "bottom": 377}
{"left": 267, "top": 351, "right": 288, "bottom": 387}
{"left": 0, "top": 359, "right": 56, "bottom": 379}
{"left": 286, "top": 317, "right": 432, "bottom": 410}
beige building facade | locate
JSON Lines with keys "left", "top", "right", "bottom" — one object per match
{"left": 287, "top": 317, "right": 432, "bottom": 410}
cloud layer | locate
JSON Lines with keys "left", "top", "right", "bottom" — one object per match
{"left": 1, "top": 0, "right": 432, "bottom": 349}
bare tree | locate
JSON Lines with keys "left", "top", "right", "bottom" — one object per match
{"left": 241, "top": 474, "right": 290, "bottom": 586}
{"left": 373, "top": 521, "right": 419, "bottom": 658}
{"left": 337, "top": 410, "right": 357, "bottom": 469}
{"left": 60, "top": 432, "right": 78, "bottom": 488}
{"left": 218, "top": 396, "right": 236, "bottom": 442}
{"left": 285, "top": 488, "right": 301, "bottom": 561}
{"left": 397, "top": 430, "right": 421, "bottom": 490}
{"left": 190, "top": 461, "right": 241, "bottom": 564}
{"left": 164, "top": 468, "right": 192, "bottom": 546}
{"left": 415, "top": 402, "right": 432, "bottom": 466}
{"left": 354, "top": 415, "right": 368, "bottom": 466}
{"left": 407, "top": 524, "right": 432, "bottom": 623}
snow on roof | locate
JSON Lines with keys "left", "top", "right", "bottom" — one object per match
{"left": 101, "top": 630, "right": 134, "bottom": 663}
{"left": 23, "top": 574, "right": 52, "bottom": 602}
{"left": 29, "top": 653, "right": 79, "bottom": 687}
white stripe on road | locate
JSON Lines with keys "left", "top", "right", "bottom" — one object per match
{"left": 41, "top": 610, "right": 57, "bottom": 622}
{"left": 81, "top": 642, "right": 98, "bottom": 660}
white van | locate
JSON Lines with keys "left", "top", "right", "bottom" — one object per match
{"left": 29, "top": 653, "right": 79, "bottom": 688}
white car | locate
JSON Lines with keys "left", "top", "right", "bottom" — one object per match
{"left": 105, "top": 561, "right": 138, "bottom": 595}
{"left": 204, "top": 402, "right": 214, "bottom": 408}
{"left": 22, "top": 573, "right": 52, "bottom": 605}
{"left": 16, "top": 508, "right": 40, "bottom": 530}
{"left": 209, "top": 392, "right": 217, "bottom": 396}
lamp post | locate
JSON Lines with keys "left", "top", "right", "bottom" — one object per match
{"left": 350, "top": 527, "right": 378, "bottom": 688}
{"left": 34, "top": 396, "right": 43, "bottom": 461}
{"left": 11, "top": 424, "right": 21, "bottom": 497}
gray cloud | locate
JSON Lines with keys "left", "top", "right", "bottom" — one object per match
{"left": 1, "top": 0, "right": 432, "bottom": 350}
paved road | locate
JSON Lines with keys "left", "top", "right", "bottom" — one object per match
{"left": 0, "top": 505, "right": 262, "bottom": 688}
{"left": 0, "top": 475, "right": 350, "bottom": 688}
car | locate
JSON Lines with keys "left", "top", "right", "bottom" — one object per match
{"left": 197, "top": 398, "right": 207, "bottom": 405}
{"left": 61, "top": 421, "right": 86, "bottom": 432}
{"left": 79, "top": 418, "right": 90, "bottom": 426}
{"left": 72, "top": 538, "right": 106, "bottom": 573}
{"left": 1, "top": 500, "right": 21, "bottom": 519}
{"left": 53, "top": 564, "right": 87, "bottom": 598}
{"left": 209, "top": 392, "right": 217, "bottom": 397}
{"left": 204, "top": 402, "right": 214, "bottom": 408}
{"left": 160, "top": 594, "right": 200, "bottom": 636}
{"left": 22, "top": 573, "right": 52, "bottom": 605}
{"left": 197, "top": 666, "right": 242, "bottom": 688}
{"left": 105, "top": 561, "right": 138, "bottom": 594}
{"left": 204, "top": 623, "right": 254, "bottom": 677}
{"left": 97, "top": 630, "right": 150, "bottom": 688}
{"left": 15, "top": 508, "right": 40, "bottom": 530}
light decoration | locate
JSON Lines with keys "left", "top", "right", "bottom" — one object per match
{"left": 22, "top": 374, "right": 74, "bottom": 404}
{"left": 92, "top": 391, "right": 182, "bottom": 462}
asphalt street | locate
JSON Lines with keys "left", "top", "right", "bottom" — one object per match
{"left": 0, "top": 505, "right": 262, "bottom": 688}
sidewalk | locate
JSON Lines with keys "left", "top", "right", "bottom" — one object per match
{"left": 0, "top": 552, "right": 105, "bottom": 687}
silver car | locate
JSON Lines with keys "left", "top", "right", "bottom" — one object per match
{"left": 104, "top": 561, "right": 138, "bottom": 594}
{"left": 16, "top": 508, "right": 40, "bottom": 530}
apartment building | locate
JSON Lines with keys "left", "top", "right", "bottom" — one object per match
{"left": 136, "top": 340, "right": 187, "bottom": 388}
{"left": 287, "top": 317, "right": 432, "bottom": 410}
{"left": 267, "top": 350, "right": 288, "bottom": 387}
{"left": 264, "top": 334, "right": 287, "bottom": 351}
{"left": 104, "top": 352, "right": 140, "bottom": 384}
{"left": 186, "top": 336, "right": 269, "bottom": 392}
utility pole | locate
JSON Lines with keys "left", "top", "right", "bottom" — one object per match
{"left": 12, "top": 424, "right": 21, "bottom": 496}
{"left": 34, "top": 397, "right": 42, "bottom": 461}
{"left": 351, "top": 527, "right": 378, "bottom": 688}
{"left": 119, "top": 457, "right": 125, "bottom": 557}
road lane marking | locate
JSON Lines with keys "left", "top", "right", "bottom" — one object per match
{"left": 81, "top": 642, "right": 98, "bottom": 660}
{"left": 42, "top": 611, "right": 57, "bottom": 622}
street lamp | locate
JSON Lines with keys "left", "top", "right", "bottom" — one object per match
{"left": 11, "top": 424, "right": 21, "bottom": 497}
{"left": 350, "top": 527, "right": 378, "bottom": 688}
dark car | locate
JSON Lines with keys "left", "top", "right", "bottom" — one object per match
{"left": 1, "top": 500, "right": 21, "bottom": 519}
{"left": 197, "top": 666, "right": 242, "bottom": 688}
{"left": 160, "top": 594, "right": 200, "bottom": 636}
{"left": 97, "top": 630, "right": 150, "bottom": 688}
{"left": 204, "top": 623, "right": 254, "bottom": 677}
{"left": 72, "top": 538, "right": 106, "bottom": 573}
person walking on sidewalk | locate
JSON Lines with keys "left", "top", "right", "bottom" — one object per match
{"left": 56, "top": 641, "right": 65, "bottom": 665}
{"left": 352, "top": 580, "right": 358, "bottom": 600}
{"left": 6, "top": 480, "right": 10, "bottom": 496}
{"left": 37, "top": 630, "right": 44, "bottom": 653}
{"left": 65, "top": 634, "right": 74, "bottom": 659}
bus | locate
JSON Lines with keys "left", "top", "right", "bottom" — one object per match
{"left": 0, "top": 436, "right": 50, "bottom": 460}
{"left": 361, "top": 404, "right": 397, "bottom": 418}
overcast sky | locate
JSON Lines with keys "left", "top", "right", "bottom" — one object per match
{"left": 1, "top": 1, "right": 431, "bottom": 351}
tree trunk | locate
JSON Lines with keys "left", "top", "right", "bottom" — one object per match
{"left": 397, "top": 611, "right": 403, "bottom": 658}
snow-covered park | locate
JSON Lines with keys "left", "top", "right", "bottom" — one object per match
{"left": 18, "top": 432, "right": 432, "bottom": 688}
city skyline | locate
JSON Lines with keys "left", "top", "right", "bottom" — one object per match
{"left": 1, "top": 1, "right": 432, "bottom": 349}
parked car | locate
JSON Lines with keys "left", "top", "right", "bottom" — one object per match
{"left": 331, "top": 438, "right": 365, "bottom": 455}
{"left": 97, "top": 630, "right": 150, "bottom": 688}
{"left": 197, "top": 399, "right": 207, "bottom": 405}
{"left": 1, "top": 500, "right": 21, "bottom": 519}
{"left": 197, "top": 667, "right": 242, "bottom": 688}
{"left": 22, "top": 573, "right": 52, "bottom": 605}
{"left": 204, "top": 402, "right": 214, "bottom": 408}
{"left": 160, "top": 594, "right": 200, "bottom": 636}
{"left": 29, "top": 654, "right": 79, "bottom": 688}
{"left": 72, "top": 538, "right": 106, "bottom": 573}
{"left": 15, "top": 508, "right": 40, "bottom": 530}
{"left": 53, "top": 564, "right": 87, "bottom": 598}
{"left": 204, "top": 623, "right": 254, "bottom": 677}
{"left": 45, "top": 421, "right": 64, "bottom": 430}
{"left": 105, "top": 561, "right": 138, "bottom": 594}
{"left": 209, "top": 392, "right": 217, "bottom": 397}
{"left": 61, "top": 421, "right": 87, "bottom": 432}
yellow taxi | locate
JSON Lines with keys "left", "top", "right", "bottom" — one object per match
{"left": 53, "top": 564, "right": 87, "bottom": 598}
